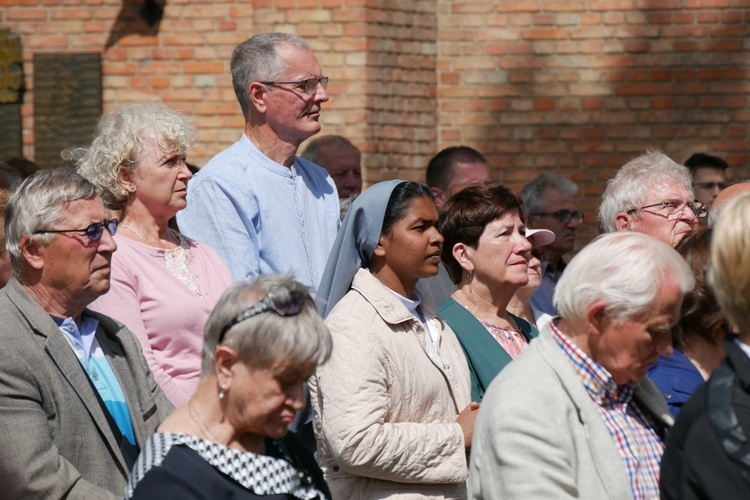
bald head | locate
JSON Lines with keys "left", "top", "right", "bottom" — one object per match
{"left": 709, "top": 181, "right": 750, "bottom": 226}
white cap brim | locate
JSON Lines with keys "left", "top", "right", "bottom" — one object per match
{"left": 525, "top": 228, "right": 556, "bottom": 247}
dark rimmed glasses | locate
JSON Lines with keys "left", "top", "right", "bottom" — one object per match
{"left": 694, "top": 181, "right": 728, "bottom": 191}
{"left": 33, "top": 219, "right": 119, "bottom": 241}
{"left": 260, "top": 76, "right": 329, "bottom": 95}
{"left": 530, "top": 210, "right": 584, "bottom": 224}
{"left": 632, "top": 199, "right": 707, "bottom": 219}
{"left": 216, "top": 291, "right": 305, "bottom": 346}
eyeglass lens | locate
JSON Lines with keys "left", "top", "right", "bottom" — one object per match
{"left": 86, "top": 219, "right": 118, "bottom": 241}
{"left": 305, "top": 77, "right": 328, "bottom": 94}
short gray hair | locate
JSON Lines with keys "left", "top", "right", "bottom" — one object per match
{"left": 201, "top": 274, "right": 332, "bottom": 376}
{"left": 554, "top": 231, "right": 694, "bottom": 324}
{"left": 231, "top": 33, "right": 311, "bottom": 119}
{"left": 521, "top": 173, "right": 578, "bottom": 217}
{"left": 598, "top": 150, "right": 694, "bottom": 233}
{"left": 301, "top": 135, "right": 360, "bottom": 165}
{"left": 65, "top": 100, "right": 196, "bottom": 211}
{"left": 6, "top": 168, "right": 98, "bottom": 276}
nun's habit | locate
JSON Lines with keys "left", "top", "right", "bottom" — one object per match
{"left": 315, "top": 179, "right": 405, "bottom": 318}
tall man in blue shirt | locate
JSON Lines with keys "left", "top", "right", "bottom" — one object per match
{"left": 178, "top": 33, "right": 340, "bottom": 292}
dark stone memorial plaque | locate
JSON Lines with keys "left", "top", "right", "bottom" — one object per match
{"left": 33, "top": 53, "right": 101, "bottom": 169}
{"left": 0, "top": 28, "right": 23, "bottom": 160}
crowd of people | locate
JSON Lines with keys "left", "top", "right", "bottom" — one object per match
{"left": 0, "top": 30, "right": 748, "bottom": 500}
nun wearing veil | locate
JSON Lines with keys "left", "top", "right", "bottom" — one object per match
{"left": 310, "top": 180, "right": 476, "bottom": 500}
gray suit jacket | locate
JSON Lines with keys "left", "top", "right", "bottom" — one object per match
{"left": 469, "top": 323, "right": 673, "bottom": 500}
{"left": 0, "top": 279, "right": 174, "bottom": 499}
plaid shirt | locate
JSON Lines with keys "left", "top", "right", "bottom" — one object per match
{"left": 551, "top": 323, "right": 665, "bottom": 499}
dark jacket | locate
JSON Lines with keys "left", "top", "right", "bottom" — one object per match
{"left": 660, "top": 337, "right": 750, "bottom": 499}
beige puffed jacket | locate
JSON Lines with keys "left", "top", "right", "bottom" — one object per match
{"left": 310, "top": 268, "right": 472, "bottom": 500}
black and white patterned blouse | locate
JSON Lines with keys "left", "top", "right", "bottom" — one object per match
{"left": 124, "top": 432, "right": 330, "bottom": 499}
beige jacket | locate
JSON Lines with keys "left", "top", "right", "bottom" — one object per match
{"left": 310, "top": 269, "right": 472, "bottom": 499}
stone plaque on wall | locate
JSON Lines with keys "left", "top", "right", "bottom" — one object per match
{"left": 34, "top": 53, "right": 101, "bottom": 169}
{"left": 0, "top": 28, "right": 23, "bottom": 160}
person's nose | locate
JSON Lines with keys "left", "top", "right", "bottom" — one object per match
{"left": 655, "top": 340, "right": 673, "bottom": 358}
{"left": 288, "top": 383, "right": 306, "bottom": 411}
{"left": 314, "top": 82, "right": 329, "bottom": 103}
{"left": 679, "top": 204, "right": 698, "bottom": 224}
{"left": 431, "top": 227, "right": 444, "bottom": 246}
{"left": 177, "top": 160, "right": 192, "bottom": 181}
{"left": 98, "top": 226, "right": 117, "bottom": 253}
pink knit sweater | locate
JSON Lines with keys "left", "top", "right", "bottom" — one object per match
{"left": 89, "top": 232, "right": 232, "bottom": 406}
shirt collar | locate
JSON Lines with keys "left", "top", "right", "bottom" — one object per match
{"left": 550, "top": 321, "right": 634, "bottom": 406}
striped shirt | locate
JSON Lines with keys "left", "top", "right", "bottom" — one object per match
{"left": 551, "top": 322, "right": 664, "bottom": 499}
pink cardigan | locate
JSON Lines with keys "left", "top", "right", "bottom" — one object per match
{"left": 89, "top": 232, "right": 232, "bottom": 406}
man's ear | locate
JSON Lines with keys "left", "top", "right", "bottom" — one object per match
{"left": 615, "top": 212, "right": 632, "bottom": 231}
{"left": 248, "top": 82, "right": 268, "bottom": 114}
{"left": 429, "top": 187, "right": 446, "bottom": 208}
{"left": 20, "top": 234, "right": 44, "bottom": 271}
{"left": 586, "top": 300, "right": 609, "bottom": 337}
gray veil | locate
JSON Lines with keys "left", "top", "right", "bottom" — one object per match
{"left": 316, "top": 179, "right": 405, "bottom": 318}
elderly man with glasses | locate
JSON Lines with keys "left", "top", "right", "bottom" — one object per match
{"left": 177, "top": 32, "right": 339, "bottom": 293}
{"left": 521, "top": 173, "right": 583, "bottom": 317}
{"left": 599, "top": 150, "right": 705, "bottom": 247}
{"left": 0, "top": 168, "right": 172, "bottom": 499}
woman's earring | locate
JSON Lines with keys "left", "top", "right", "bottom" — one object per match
{"left": 129, "top": 185, "right": 136, "bottom": 192}
{"left": 218, "top": 385, "right": 226, "bottom": 400}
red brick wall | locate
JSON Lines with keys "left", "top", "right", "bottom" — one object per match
{"left": 436, "top": 0, "right": 750, "bottom": 241}
{"left": 3, "top": 0, "right": 750, "bottom": 241}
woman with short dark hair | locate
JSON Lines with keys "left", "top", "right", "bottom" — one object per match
{"left": 438, "top": 184, "right": 539, "bottom": 402}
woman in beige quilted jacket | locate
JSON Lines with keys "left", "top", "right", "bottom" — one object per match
{"left": 311, "top": 180, "right": 477, "bottom": 500}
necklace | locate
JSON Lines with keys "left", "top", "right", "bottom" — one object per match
{"left": 453, "top": 289, "right": 517, "bottom": 331}
{"left": 188, "top": 399, "right": 223, "bottom": 445}
{"left": 121, "top": 222, "right": 175, "bottom": 249}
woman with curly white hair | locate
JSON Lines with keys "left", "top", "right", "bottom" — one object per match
{"left": 69, "top": 100, "right": 231, "bottom": 407}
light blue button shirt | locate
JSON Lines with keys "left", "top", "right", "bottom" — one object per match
{"left": 177, "top": 134, "right": 340, "bottom": 292}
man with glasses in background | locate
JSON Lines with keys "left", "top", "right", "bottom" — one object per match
{"left": 0, "top": 169, "right": 172, "bottom": 499}
{"left": 599, "top": 150, "right": 705, "bottom": 247}
{"left": 178, "top": 32, "right": 340, "bottom": 294}
{"left": 522, "top": 173, "right": 582, "bottom": 317}
{"left": 684, "top": 152, "right": 730, "bottom": 212}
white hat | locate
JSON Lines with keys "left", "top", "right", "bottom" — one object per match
{"left": 525, "top": 228, "right": 555, "bottom": 247}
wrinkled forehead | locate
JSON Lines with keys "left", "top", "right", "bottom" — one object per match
{"left": 643, "top": 177, "right": 692, "bottom": 203}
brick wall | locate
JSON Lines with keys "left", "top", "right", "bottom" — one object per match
{"left": 436, "top": 0, "right": 750, "bottom": 241}
{"left": 3, "top": 0, "right": 750, "bottom": 242}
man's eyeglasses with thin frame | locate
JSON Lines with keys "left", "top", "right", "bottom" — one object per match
{"left": 260, "top": 77, "right": 329, "bottom": 96}
{"left": 629, "top": 199, "right": 708, "bottom": 219}
{"left": 530, "top": 210, "right": 584, "bottom": 224}
{"left": 33, "top": 219, "right": 119, "bottom": 241}
{"left": 217, "top": 291, "right": 305, "bottom": 347}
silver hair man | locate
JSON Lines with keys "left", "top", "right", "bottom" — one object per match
{"left": 0, "top": 167, "right": 172, "bottom": 498}
{"left": 470, "top": 231, "right": 694, "bottom": 499}
{"left": 599, "top": 150, "right": 702, "bottom": 247}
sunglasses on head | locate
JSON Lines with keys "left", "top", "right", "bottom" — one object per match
{"left": 216, "top": 290, "right": 305, "bottom": 347}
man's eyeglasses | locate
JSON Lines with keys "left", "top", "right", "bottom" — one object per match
{"left": 34, "top": 219, "right": 119, "bottom": 241}
{"left": 631, "top": 200, "right": 708, "bottom": 219}
{"left": 260, "top": 76, "right": 329, "bottom": 96}
{"left": 217, "top": 291, "right": 305, "bottom": 346}
{"left": 530, "top": 210, "right": 584, "bottom": 224}
{"left": 694, "top": 182, "right": 728, "bottom": 191}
